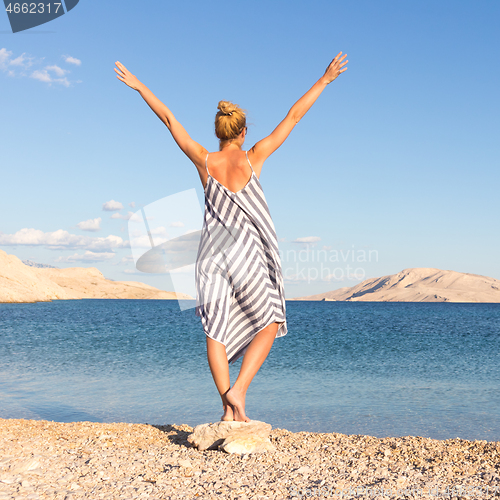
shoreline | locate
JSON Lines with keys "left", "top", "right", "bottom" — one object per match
{"left": 3, "top": 297, "right": 500, "bottom": 304}
{"left": 0, "top": 297, "right": 190, "bottom": 305}
{"left": 1, "top": 418, "right": 499, "bottom": 499}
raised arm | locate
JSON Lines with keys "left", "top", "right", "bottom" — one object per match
{"left": 114, "top": 61, "right": 207, "bottom": 169}
{"left": 248, "top": 52, "right": 348, "bottom": 175}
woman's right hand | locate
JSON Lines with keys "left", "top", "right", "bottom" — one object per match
{"left": 114, "top": 61, "right": 143, "bottom": 91}
{"left": 323, "top": 52, "right": 348, "bottom": 84}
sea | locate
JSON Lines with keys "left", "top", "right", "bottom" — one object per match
{"left": 0, "top": 300, "right": 499, "bottom": 442}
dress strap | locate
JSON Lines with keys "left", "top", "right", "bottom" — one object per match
{"left": 205, "top": 153, "right": 210, "bottom": 175}
{"left": 245, "top": 151, "right": 254, "bottom": 173}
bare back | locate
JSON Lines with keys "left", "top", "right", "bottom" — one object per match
{"left": 200, "top": 149, "right": 259, "bottom": 193}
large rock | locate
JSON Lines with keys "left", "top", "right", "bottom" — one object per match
{"left": 292, "top": 267, "right": 500, "bottom": 303}
{"left": 0, "top": 250, "right": 74, "bottom": 303}
{"left": 187, "top": 420, "right": 275, "bottom": 454}
{"left": 0, "top": 249, "right": 193, "bottom": 303}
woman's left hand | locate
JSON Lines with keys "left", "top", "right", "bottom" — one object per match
{"left": 114, "top": 61, "right": 142, "bottom": 91}
{"left": 322, "top": 52, "right": 348, "bottom": 84}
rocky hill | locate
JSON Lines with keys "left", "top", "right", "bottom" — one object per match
{"left": 291, "top": 268, "right": 500, "bottom": 303}
{"left": 0, "top": 250, "right": 193, "bottom": 303}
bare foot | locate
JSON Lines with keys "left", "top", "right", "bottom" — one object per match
{"left": 221, "top": 404, "right": 234, "bottom": 421}
{"left": 226, "top": 387, "right": 250, "bottom": 422}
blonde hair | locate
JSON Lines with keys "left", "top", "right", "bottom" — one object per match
{"left": 215, "top": 100, "right": 246, "bottom": 142}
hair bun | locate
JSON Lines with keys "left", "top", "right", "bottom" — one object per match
{"left": 214, "top": 100, "right": 246, "bottom": 141}
{"left": 217, "top": 100, "right": 238, "bottom": 116}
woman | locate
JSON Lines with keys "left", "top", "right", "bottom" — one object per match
{"left": 114, "top": 52, "right": 348, "bottom": 422}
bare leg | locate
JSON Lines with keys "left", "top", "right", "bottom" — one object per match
{"left": 206, "top": 336, "right": 233, "bottom": 421}
{"left": 226, "top": 322, "right": 279, "bottom": 422}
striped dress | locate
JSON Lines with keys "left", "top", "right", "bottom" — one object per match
{"left": 195, "top": 151, "right": 287, "bottom": 364}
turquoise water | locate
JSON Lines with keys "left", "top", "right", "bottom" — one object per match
{"left": 0, "top": 300, "right": 499, "bottom": 441}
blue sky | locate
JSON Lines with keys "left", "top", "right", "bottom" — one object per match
{"left": 1, "top": 0, "right": 499, "bottom": 299}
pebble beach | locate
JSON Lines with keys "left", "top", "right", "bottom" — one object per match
{"left": 1, "top": 418, "right": 499, "bottom": 499}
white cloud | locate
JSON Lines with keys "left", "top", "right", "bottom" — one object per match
{"left": 120, "top": 255, "right": 134, "bottom": 263}
{"left": 9, "top": 52, "right": 34, "bottom": 69}
{"left": 77, "top": 217, "right": 101, "bottom": 232}
{"left": 55, "top": 77, "right": 70, "bottom": 87}
{"left": 0, "top": 48, "right": 33, "bottom": 73}
{"left": 45, "top": 64, "right": 67, "bottom": 77}
{"left": 1, "top": 48, "right": 79, "bottom": 86}
{"left": 110, "top": 211, "right": 134, "bottom": 220}
{"left": 63, "top": 55, "right": 81, "bottom": 66}
{"left": 103, "top": 200, "right": 124, "bottom": 212}
{"left": 30, "top": 69, "right": 51, "bottom": 83}
{"left": 292, "top": 236, "right": 321, "bottom": 244}
{"left": 30, "top": 67, "right": 71, "bottom": 87}
{"left": 129, "top": 202, "right": 136, "bottom": 208}
{"left": 169, "top": 221, "right": 184, "bottom": 227}
{"left": 0, "top": 228, "right": 128, "bottom": 251}
{"left": 56, "top": 251, "right": 115, "bottom": 263}
{"left": 0, "top": 48, "right": 12, "bottom": 68}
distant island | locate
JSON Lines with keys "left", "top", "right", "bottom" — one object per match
{"left": 3, "top": 251, "right": 499, "bottom": 304}
{"left": 0, "top": 250, "right": 193, "bottom": 303}
{"left": 290, "top": 268, "right": 500, "bottom": 303}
